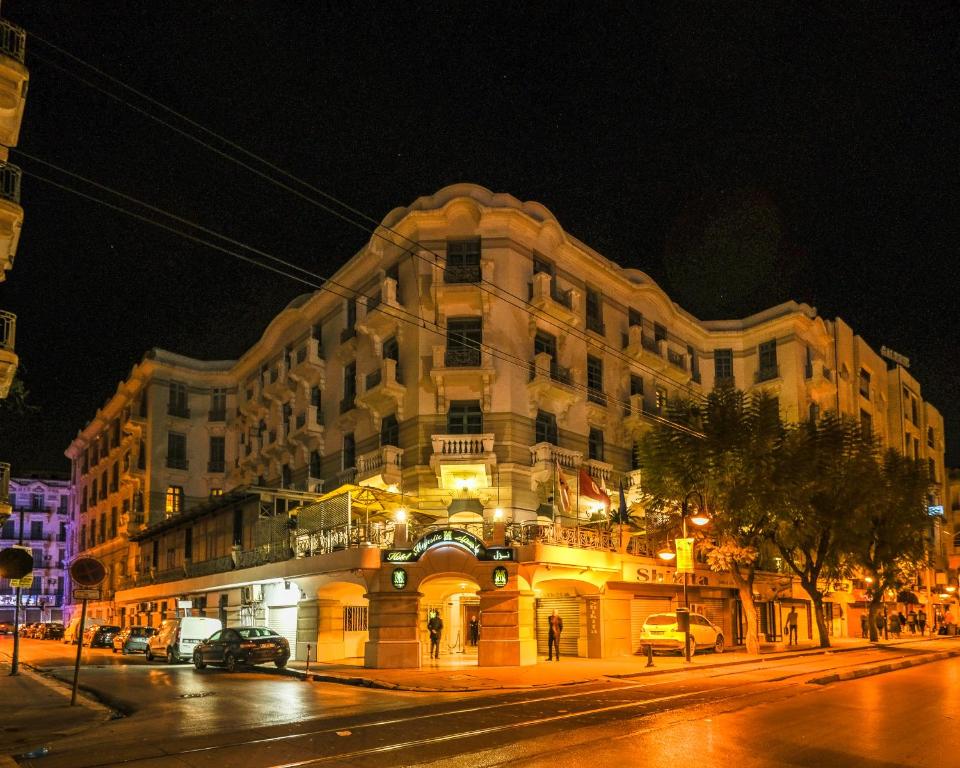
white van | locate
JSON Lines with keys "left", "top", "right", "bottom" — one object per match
{"left": 63, "top": 615, "right": 102, "bottom": 645}
{"left": 146, "top": 617, "right": 222, "bottom": 663}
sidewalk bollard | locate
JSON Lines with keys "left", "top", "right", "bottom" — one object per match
{"left": 644, "top": 643, "right": 654, "bottom": 667}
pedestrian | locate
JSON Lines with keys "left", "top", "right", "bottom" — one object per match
{"left": 945, "top": 607, "right": 956, "bottom": 637}
{"left": 875, "top": 612, "right": 885, "bottom": 639}
{"left": 784, "top": 606, "right": 799, "bottom": 646}
{"left": 889, "top": 612, "right": 901, "bottom": 639}
{"left": 547, "top": 609, "right": 563, "bottom": 661}
{"left": 468, "top": 614, "right": 479, "bottom": 646}
{"left": 860, "top": 613, "right": 868, "bottom": 639}
{"left": 907, "top": 608, "right": 917, "bottom": 635}
{"left": 918, "top": 608, "right": 927, "bottom": 636}
{"left": 427, "top": 610, "right": 443, "bottom": 660}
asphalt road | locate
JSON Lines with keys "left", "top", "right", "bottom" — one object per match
{"left": 7, "top": 637, "right": 960, "bottom": 767}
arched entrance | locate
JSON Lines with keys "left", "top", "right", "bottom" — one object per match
{"left": 419, "top": 573, "right": 482, "bottom": 666}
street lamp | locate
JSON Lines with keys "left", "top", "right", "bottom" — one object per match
{"left": 658, "top": 490, "right": 711, "bottom": 662}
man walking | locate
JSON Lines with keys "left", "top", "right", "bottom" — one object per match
{"left": 918, "top": 608, "right": 927, "bottom": 636}
{"left": 547, "top": 609, "right": 563, "bottom": 661}
{"left": 784, "top": 606, "right": 799, "bottom": 646}
{"left": 427, "top": 610, "right": 443, "bottom": 660}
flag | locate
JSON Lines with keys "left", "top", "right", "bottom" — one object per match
{"left": 578, "top": 466, "right": 610, "bottom": 512}
{"left": 557, "top": 461, "right": 571, "bottom": 514}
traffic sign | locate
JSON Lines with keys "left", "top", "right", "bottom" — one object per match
{"left": 0, "top": 545, "right": 33, "bottom": 579}
{"left": 70, "top": 557, "right": 106, "bottom": 586}
{"left": 10, "top": 573, "right": 33, "bottom": 589}
{"left": 72, "top": 588, "right": 101, "bottom": 601}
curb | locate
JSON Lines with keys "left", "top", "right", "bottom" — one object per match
{"left": 808, "top": 648, "right": 960, "bottom": 685}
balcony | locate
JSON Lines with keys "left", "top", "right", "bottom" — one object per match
{"left": 122, "top": 407, "right": 145, "bottom": 437}
{"left": 805, "top": 361, "right": 834, "bottom": 398}
{"left": 238, "top": 379, "right": 268, "bottom": 418}
{"left": 583, "top": 458, "right": 613, "bottom": 489}
{"left": 0, "top": 309, "right": 16, "bottom": 398}
{"left": 754, "top": 364, "right": 781, "bottom": 384}
{"left": 433, "top": 258, "right": 494, "bottom": 320}
{"left": 239, "top": 437, "right": 264, "bottom": 470}
{"left": 262, "top": 423, "right": 291, "bottom": 460}
{"left": 0, "top": 19, "right": 25, "bottom": 64}
{"left": 356, "top": 278, "right": 403, "bottom": 341}
{"left": 262, "top": 360, "right": 293, "bottom": 402}
{"left": 289, "top": 337, "right": 325, "bottom": 386}
{"left": 528, "top": 272, "right": 581, "bottom": 328}
{"left": 356, "top": 358, "right": 406, "bottom": 422}
{"left": 527, "top": 352, "right": 578, "bottom": 419}
{"left": 0, "top": 461, "right": 9, "bottom": 523}
{"left": 430, "top": 344, "right": 496, "bottom": 412}
{"left": 622, "top": 325, "right": 667, "bottom": 370}
{"left": 207, "top": 460, "right": 225, "bottom": 474}
{"left": 0, "top": 168, "right": 23, "bottom": 280}
{"left": 288, "top": 405, "right": 325, "bottom": 451}
{"left": 166, "top": 457, "right": 188, "bottom": 471}
{"left": 430, "top": 433, "right": 497, "bottom": 490}
{"left": 355, "top": 445, "right": 404, "bottom": 489}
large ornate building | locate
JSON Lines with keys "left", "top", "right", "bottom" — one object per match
{"left": 65, "top": 185, "right": 949, "bottom": 667}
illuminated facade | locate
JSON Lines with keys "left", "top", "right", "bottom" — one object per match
{"left": 68, "top": 185, "right": 948, "bottom": 665}
{"left": 0, "top": 476, "right": 69, "bottom": 624}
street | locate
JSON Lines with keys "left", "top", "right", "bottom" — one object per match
{"left": 4, "top": 637, "right": 960, "bottom": 767}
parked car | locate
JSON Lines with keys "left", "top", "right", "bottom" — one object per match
{"left": 639, "top": 612, "right": 725, "bottom": 655}
{"left": 84, "top": 624, "right": 121, "bottom": 648}
{"left": 113, "top": 625, "right": 157, "bottom": 654}
{"left": 0, "top": 622, "right": 13, "bottom": 635}
{"left": 193, "top": 626, "right": 290, "bottom": 672}
{"left": 146, "top": 617, "right": 222, "bottom": 664}
{"left": 41, "top": 622, "right": 65, "bottom": 640}
{"left": 19, "top": 622, "right": 41, "bottom": 637}
{"left": 63, "top": 616, "right": 102, "bottom": 644}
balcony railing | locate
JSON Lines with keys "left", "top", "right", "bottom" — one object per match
{"left": 754, "top": 365, "right": 781, "bottom": 383}
{"left": 0, "top": 461, "right": 10, "bottom": 505}
{"left": 167, "top": 405, "right": 190, "bottom": 419}
{"left": 667, "top": 348, "right": 686, "bottom": 370}
{"left": 431, "top": 433, "right": 494, "bottom": 457}
{"left": 444, "top": 263, "right": 481, "bottom": 284}
{"left": 207, "top": 460, "right": 225, "bottom": 473}
{"left": 0, "top": 19, "right": 26, "bottom": 64}
{"left": 587, "top": 388, "right": 607, "bottom": 406}
{"left": 166, "top": 457, "right": 188, "bottom": 470}
{"left": 0, "top": 310, "right": 14, "bottom": 352}
{"left": 586, "top": 315, "right": 605, "bottom": 335}
{"left": 444, "top": 346, "right": 481, "bottom": 367}
{"left": 208, "top": 409, "right": 227, "bottom": 422}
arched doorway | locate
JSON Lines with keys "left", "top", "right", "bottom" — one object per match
{"left": 419, "top": 573, "right": 481, "bottom": 666}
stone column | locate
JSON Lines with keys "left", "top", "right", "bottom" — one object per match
{"left": 308, "top": 598, "right": 349, "bottom": 662}
{"left": 364, "top": 590, "right": 422, "bottom": 668}
{"left": 477, "top": 588, "right": 537, "bottom": 666}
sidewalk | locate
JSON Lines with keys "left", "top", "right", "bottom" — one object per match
{"left": 0, "top": 659, "right": 113, "bottom": 766}
{"left": 284, "top": 634, "right": 956, "bottom": 692}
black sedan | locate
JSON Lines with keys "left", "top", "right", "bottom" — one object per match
{"left": 193, "top": 627, "right": 290, "bottom": 672}
{"left": 85, "top": 624, "right": 121, "bottom": 648}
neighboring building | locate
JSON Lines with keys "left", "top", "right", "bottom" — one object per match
{"left": 67, "top": 184, "right": 948, "bottom": 665}
{"left": 0, "top": 476, "right": 70, "bottom": 624}
{"left": 948, "top": 468, "right": 960, "bottom": 574}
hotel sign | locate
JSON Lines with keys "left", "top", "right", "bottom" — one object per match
{"left": 382, "top": 528, "right": 514, "bottom": 563}
{"left": 391, "top": 568, "right": 408, "bottom": 590}
{"left": 492, "top": 566, "right": 509, "bottom": 588}
{"left": 880, "top": 346, "right": 911, "bottom": 369}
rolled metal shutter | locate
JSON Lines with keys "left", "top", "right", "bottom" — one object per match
{"left": 630, "top": 597, "right": 673, "bottom": 653}
{"left": 266, "top": 606, "right": 299, "bottom": 660}
{"left": 699, "top": 598, "right": 730, "bottom": 644}
{"left": 536, "top": 598, "right": 580, "bottom": 657}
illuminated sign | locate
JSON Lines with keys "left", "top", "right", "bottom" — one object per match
{"left": 492, "top": 566, "right": 509, "bottom": 588}
{"left": 382, "top": 529, "right": 514, "bottom": 563}
{"left": 675, "top": 537, "right": 695, "bottom": 574}
{"left": 391, "top": 568, "right": 407, "bottom": 590}
{"left": 928, "top": 505, "right": 944, "bottom": 517}
{"left": 880, "top": 346, "right": 911, "bottom": 369}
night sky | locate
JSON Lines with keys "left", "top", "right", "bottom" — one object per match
{"left": 1, "top": 2, "right": 958, "bottom": 473}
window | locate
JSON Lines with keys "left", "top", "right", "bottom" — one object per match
{"left": 184, "top": 527, "right": 193, "bottom": 560}
{"left": 533, "top": 254, "right": 553, "bottom": 277}
{"left": 168, "top": 382, "right": 189, "bottom": 418}
{"left": 588, "top": 428, "right": 604, "bottom": 461}
{"left": 138, "top": 390, "right": 149, "bottom": 418}
{"left": 809, "top": 402, "right": 820, "bottom": 423}
{"left": 382, "top": 337, "right": 401, "bottom": 383}
{"left": 110, "top": 507, "right": 118, "bottom": 539}
{"left": 714, "top": 349, "right": 734, "bottom": 384}
{"left": 534, "top": 330, "right": 557, "bottom": 359}
{"left": 928, "top": 458, "right": 937, "bottom": 482}
{"left": 341, "top": 361, "right": 357, "bottom": 412}
{"left": 586, "top": 355, "right": 606, "bottom": 405}
{"left": 688, "top": 345, "right": 700, "bottom": 383}
{"left": 164, "top": 486, "right": 184, "bottom": 517}
{"left": 911, "top": 397, "right": 919, "bottom": 426}
{"left": 344, "top": 605, "right": 369, "bottom": 632}
{"left": 343, "top": 433, "right": 356, "bottom": 470}
{"left": 167, "top": 432, "right": 188, "bottom": 470}
{"left": 757, "top": 340, "right": 778, "bottom": 381}
{"left": 654, "top": 323, "right": 667, "bottom": 344}
{"left": 281, "top": 464, "right": 292, "bottom": 488}
{"left": 535, "top": 410, "right": 558, "bottom": 445}
{"left": 655, "top": 387, "right": 667, "bottom": 414}
{"left": 860, "top": 409, "right": 872, "bottom": 436}
{"left": 448, "top": 400, "right": 482, "bottom": 434}
{"left": 445, "top": 238, "right": 481, "bottom": 283}
{"left": 927, "top": 427, "right": 935, "bottom": 448}
{"left": 138, "top": 438, "right": 146, "bottom": 470}
{"left": 805, "top": 347, "right": 814, "bottom": 379}
{"left": 30, "top": 520, "right": 42, "bottom": 539}
{"left": 79, "top": 524, "right": 86, "bottom": 551}
{"left": 859, "top": 368, "right": 871, "bottom": 400}
{"left": 209, "top": 488, "right": 223, "bottom": 499}
{"left": 585, "top": 287, "right": 604, "bottom": 334}
{"left": 208, "top": 436, "right": 225, "bottom": 473}
{"left": 90, "top": 478, "right": 97, "bottom": 506}
{"left": 446, "top": 317, "right": 482, "bottom": 366}
{"left": 309, "top": 450, "right": 322, "bottom": 478}
{"left": 381, "top": 414, "right": 399, "bottom": 447}
{"left": 630, "top": 374, "right": 644, "bottom": 397}
{"left": 110, "top": 462, "right": 119, "bottom": 493}
{"left": 628, "top": 309, "right": 642, "bottom": 328}
{"left": 210, "top": 389, "right": 227, "bottom": 421}
{"left": 1, "top": 520, "right": 13, "bottom": 539}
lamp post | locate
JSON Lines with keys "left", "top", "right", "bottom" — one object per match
{"left": 659, "top": 490, "right": 710, "bottom": 662}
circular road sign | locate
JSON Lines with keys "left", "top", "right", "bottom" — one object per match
{"left": 0, "top": 547, "right": 33, "bottom": 579}
{"left": 70, "top": 556, "right": 106, "bottom": 586}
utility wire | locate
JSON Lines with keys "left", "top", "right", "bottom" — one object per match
{"left": 25, "top": 34, "right": 709, "bottom": 405}
{"left": 18, "top": 161, "right": 706, "bottom": 441}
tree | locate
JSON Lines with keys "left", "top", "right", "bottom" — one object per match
{"left": 848, "top": 449, "right": 932, "bottom": 642}
{"left": 637, "top": 386, "right": 783, "bottom": 654}
{"left": 772, "top": 415, "right": 877, "bottom": 647}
